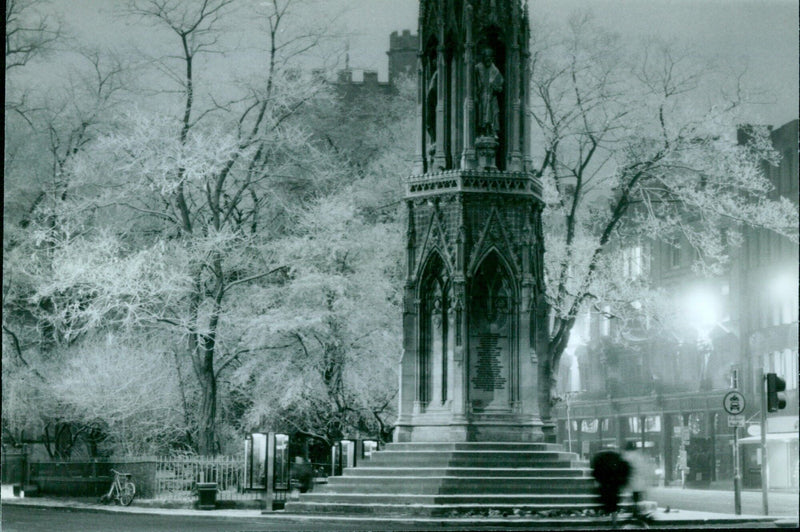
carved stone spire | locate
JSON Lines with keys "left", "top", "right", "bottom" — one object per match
{"left": 416, "top": 0, "right": 532, "bottom": 173}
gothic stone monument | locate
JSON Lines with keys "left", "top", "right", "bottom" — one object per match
{"left": 281, "top": 2, "right": 609, "bottom": 518}
{"left": 396, "top": 0, "right": 549, "bottom": 443}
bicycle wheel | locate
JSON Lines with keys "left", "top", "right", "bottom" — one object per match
{"left": 119, "top": 481, "right": 136, "bottom": 506}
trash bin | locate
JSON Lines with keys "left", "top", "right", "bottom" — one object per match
{"left": 196, "top": 482, "right": 218, "bottom": 510}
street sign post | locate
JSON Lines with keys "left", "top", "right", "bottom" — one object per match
{"left": 760, "top": 373, "right": 769, "bottom": 515}
{"left": 723, "top": 391, "right": 746, "bottom": 515}
{"left": 723, "top": 391, "right": 746, "bottom": 415}
{"left": 727, "top": 415, "right": 745, "bottom": 428}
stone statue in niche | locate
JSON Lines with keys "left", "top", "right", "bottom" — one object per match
{"left": 475, "top": 46, "right": 503, "bottom": 139}
{"left": 432, "top": 294, "right": 443, "bottom": 328}
{"left": 425, "top": 56, "right": 437, "bottom": 159}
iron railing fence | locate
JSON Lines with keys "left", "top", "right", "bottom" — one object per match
{"left": 153, "top": 454, "right": 261, "bottom": 501}
{"left": 22, "top": 453, "right": 330, "bottom": 501}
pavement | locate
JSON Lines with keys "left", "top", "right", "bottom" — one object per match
{"left": 648, "top": 485, "right": 799, "bottom": 518}
{"left": 2, "top": 487, "right": 793, "bottom": 530}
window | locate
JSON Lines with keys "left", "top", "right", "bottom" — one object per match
{"left": 623, "top": 245, "right": 643, "bottom": 279}
{"left": 772, "top": 302, "right": 781, "bottom": 327}
{"left": 763, "top": 350, "right": 798, "bottom": 391}
{"left": 720, "top": 281, "right": 731, "bottom": 322}
{"left": 582, "top": 419, "right": 598, "bottom": 433}
{"left": 779, "top": 350, "right": 798, "bottom": 390}
{"left": 754, "top": 230, "right": 762, "bottom": 266}
{"left": 600, "top": 305, "right": 611, "bottom": 336}
{"left": 669, "top": 240, "right": 680, "bottom": 269}
{"left": 645, "top": 416, "right": 661, "bottom": 433}
{"left": 788, "top": 350, "right": 799, "bottom": 390}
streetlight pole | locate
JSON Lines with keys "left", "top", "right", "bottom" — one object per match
{"left": 733, "top": 424, "right": 741, "bottom": 514}
{"left": 564, "top": 391, "right": 586, "bottom": 454}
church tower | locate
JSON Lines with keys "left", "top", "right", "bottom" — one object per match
{"left": 396, "top": 0, "right": 547, "bottom": 442}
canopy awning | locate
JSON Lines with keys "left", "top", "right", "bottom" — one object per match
{"left": 737, "top": 433, "right": 798, "bottom": 444}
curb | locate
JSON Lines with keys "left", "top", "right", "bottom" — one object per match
{"left": 2, "top": 497, "right": 781, "bottom": 528}
{"left": 1, "top": 497, "right": 262, "bottom": 519}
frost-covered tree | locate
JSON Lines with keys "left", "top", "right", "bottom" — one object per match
{"left": 231, "top": 192, "right": 403, "bottom": 445}
{"left": 3, "top": 0, "right": 350, "bottom": 455}
{"left": 3, "top": 27, "right": 133, "bottom": 453}
{"left": 528, "top": 16, "right": 798, "bottom": 426}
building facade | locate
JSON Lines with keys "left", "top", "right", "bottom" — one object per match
{"left": 334, "top": 30, "right": 418, "bottom": 100}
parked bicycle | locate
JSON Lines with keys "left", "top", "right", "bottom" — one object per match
{"left": 100, "top": 469, "right": 136, "bottom": 506}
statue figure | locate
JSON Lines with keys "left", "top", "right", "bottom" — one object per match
{"left": 475, "top": 47, "right": 503, "bottom": 138}
{"left": 425, "top": 57, "right": 438, "bottom": 158}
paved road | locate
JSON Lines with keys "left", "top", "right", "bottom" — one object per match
{"left": 2, "top": 504, "right": 788, "bottom": 532}
{"left": 2, "top": 506, "right": 396, "bottom": 532}
{"left": 648, "top": 487, "right": 799, "bottom": 517}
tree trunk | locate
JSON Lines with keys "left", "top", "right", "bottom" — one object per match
{"left": 198, "top": 360, "right": 217, "bottom": 455}
{"left": 537, "top": 324, "right": 571, "bottom": 442}
{"left": 538, "top": 355, "right": 555, "bottom": 439}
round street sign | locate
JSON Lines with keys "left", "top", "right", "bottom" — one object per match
{"left": 723, "top": 391, "right": 746, "bottom": 415}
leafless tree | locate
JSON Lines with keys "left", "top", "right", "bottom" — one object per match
{"left": 5, "top": 0, "right": 61, "bottom": 72}
{"left": 528, "top": 16, "right": 797, "bottom": 427}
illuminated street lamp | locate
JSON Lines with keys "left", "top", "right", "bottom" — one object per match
{"left": 682, "top": 285, "right": 722, "bottom": 389}
{"left": 683, "top": 285, "right": 721, "bottom": 340}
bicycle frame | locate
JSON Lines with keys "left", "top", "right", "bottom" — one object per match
{"left": 101, "top": 469, "right": 136, "bottom": 506}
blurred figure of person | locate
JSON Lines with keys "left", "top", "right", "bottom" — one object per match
{"left": 623, "top": 441, "right": 650, "bottom": 518}
{"left": 591, "top": 448, "right": 630, "bottom": 525}
{"left": 291, "top": 456, "right": 313, "bottom": 493}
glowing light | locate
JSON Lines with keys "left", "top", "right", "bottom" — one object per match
{"left": 683, "top": 286, "right": 720, "bottom": 336}
{"left": 769, "top": 271, "right": 798, "bottom": 300}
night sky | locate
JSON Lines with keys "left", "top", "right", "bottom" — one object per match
{"left": 24, "top": 0, "right": 800, "bottom": 127}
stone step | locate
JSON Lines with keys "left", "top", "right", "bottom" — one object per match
{"left": 288, "top": 441, "right": 599, "bottom": 518}
{"left": 342, "top": 467, "right": 591, "bottom": 478}
{"left": 296, "top": 493, "right": 600, "bottom": 505}
{"left": 363, "top": 457, "right": 581, "bottom": 469}
{"left": 384, "top": 442, "right": 564, "bottom": 452}
{"left": 372, "top": 450, "right": 577, "bottom": 459}
{"left": 359, "top": 459, "right": 581, "bottom": 469}
{"left": 316, "top": 477, "right": 596, "bottom": 494}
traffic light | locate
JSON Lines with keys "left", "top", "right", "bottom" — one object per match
{"left": 766, "top": 373, "right": 787, "bottom": 412}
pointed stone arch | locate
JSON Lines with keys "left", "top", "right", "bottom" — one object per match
{"left": 417, "top": 207, "right": 455, "bottom": 279}
{"left": 469, "top": 245, "right": 519, "bottom": 284}
{"left": 417, "top": 250, "right": 451, "bottom": 408}
{"left": 467, "top": 206, "right": 520, "bottom": 278}
{"left": 468, "top": 250, "right": 519, "bottom": 413}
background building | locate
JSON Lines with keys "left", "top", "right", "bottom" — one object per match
{"left": 554, "top": 119, "right": 798, "bottom": 489}
{"left": 335, "top": 30, "right": 417, "bottom": 100}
